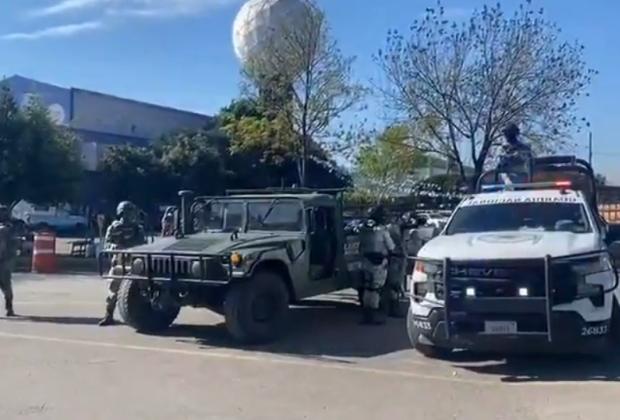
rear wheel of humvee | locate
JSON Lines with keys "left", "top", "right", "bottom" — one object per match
{"left": 224, "top": 271, "right": 289, "bottom": 344}
{"left": 117, "top": 279, "right": 180, "bottom": 333}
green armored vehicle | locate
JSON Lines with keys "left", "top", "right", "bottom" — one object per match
{"left": 103, "top": 189, "right": 364, "bottom": 343}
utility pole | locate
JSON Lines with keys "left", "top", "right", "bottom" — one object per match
{"left": 588, "top": 132, "right": 593, "bottom": 166}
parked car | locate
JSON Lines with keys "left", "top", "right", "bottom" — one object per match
{"left": 12, "top": 200, "right": 87, "bottom": 232}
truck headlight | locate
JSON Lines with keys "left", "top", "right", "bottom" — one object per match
{"left": 230, "top": 252, "right": 243, "bottom": 267}
{"left": 191, "top": 260, "right": 203, "bottom": 278}
{"left": 556, "top": 254, "right": 614, "bottom": 307}
{"left": 570, "top": 255, "right": 613, "bottom": 276}
{"left": 414, "top": 261, "right": 442, "bottom": 279}
{"left": 412, "top": 260, "right": 442, "bottom": 300}
{"left": 131, "top": 258, "right": 145, "bottom": 275}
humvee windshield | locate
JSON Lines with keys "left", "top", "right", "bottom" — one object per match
{"left": 195, "top": 199, "right": 304, "bottom": 232}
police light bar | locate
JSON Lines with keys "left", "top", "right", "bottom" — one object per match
{"left": 481, "top": 181, "right": 572, "bottom": 192}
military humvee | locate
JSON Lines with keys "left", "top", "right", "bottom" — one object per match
{"left": 102, "top": 189, "right": 364, "bottom": 343}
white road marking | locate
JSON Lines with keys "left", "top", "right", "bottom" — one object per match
{"left": 0, "top": 331, "right": 494, "bottom": 386}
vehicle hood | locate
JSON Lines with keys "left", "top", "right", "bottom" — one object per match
{"left": 418, "top": 231, "right": 600, "bottom": 260}
{"left": 126, "top": 231, "right": 304, "bottom": 255}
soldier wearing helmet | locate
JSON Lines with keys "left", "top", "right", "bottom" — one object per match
{"left": 99, "top": 201, "right": 146, "bottom": 326}
{"left": 385, "top": 211, "right": 415, "bottom": 318}
{"left": 0, "top": 205, "right": 16, "bottom": 317}
{"left": 498, "top": 123, "right": 534, "bottom": 183}
{"left": 358, "top": 205, "right": 395, "bottom": 324}
{"left": 161, "top": 206, "right": 176, "bottom": 237}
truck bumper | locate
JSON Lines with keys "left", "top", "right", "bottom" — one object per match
{"left": 410, "top": 307, "right": 610, "bottom": 354}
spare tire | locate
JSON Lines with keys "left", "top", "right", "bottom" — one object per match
{"left": 117, "top": 280, "right": 180, "bottom": 333}
{"left": 224, "top": 271, "right": 289, "bottom": 344}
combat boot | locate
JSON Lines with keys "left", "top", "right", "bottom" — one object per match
{"left": 98, "top": 313, "right": 115, "bottom": 326}
{"left": 5, "top": 300, "right": 15, "bottom": 317}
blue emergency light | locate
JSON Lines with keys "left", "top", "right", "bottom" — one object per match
{"left": 480, "top": 181, "right": 572, "bottom": 192}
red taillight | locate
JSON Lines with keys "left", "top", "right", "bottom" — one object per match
{"left": 414, "top": 261, "right": 424, "bottom": 273}
{"left": 555, "top": 181, "right": 572, "bottom": 187}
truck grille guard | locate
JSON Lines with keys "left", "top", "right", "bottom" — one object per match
{"left": 408, "top": 250, "right": 619, "bottom": 343}
{"left": 99, "top": 250, "right": 233, "bottom": 285}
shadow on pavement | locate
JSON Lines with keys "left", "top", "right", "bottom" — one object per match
{"left": 453, "top": 353, "right": 620, "bottom": 383}
{"left": 164, "top": 297, "right": 411, "bottom": 361}
{"left": 3, "top": 315, "right": 101, "bottom": 326}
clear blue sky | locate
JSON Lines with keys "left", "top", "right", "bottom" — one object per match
{"left": 1, "top": 0, "right": 620, "bottom": 180}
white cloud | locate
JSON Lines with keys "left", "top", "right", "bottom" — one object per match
{"left": 7, "top": 0, "right": 239, "bottom": 41}
{"left": 30, "top": 0, "right": 239, "bottom": 19}
{"left": 30, "top": 0, "right": 111, "bottom": 17}
{"left": 2, "top": 21, "right": 103, "bottom": 41}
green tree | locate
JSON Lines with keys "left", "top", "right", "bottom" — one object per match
{"left": 159, "top": 130, "right": 227, "bottom": 196}
{"left": 377, "top": 0, "right": 594, "bottom": 186}
{"left": 355, "top": 125, "right": 424, "bottom": 201}
{"left": 100, "top": 145, "right": 167, "bottom": 210}
{"left": 220, "top": 99, "right": 349, "bottom": 188}
{"left": 223, "top": 101, "right": 297, "bottom": 167}
{"left": 243, "top": 0, "right": 365, "bottom": 185}
{"left": 0, "top": 88, "right": 82, "bottom": 204}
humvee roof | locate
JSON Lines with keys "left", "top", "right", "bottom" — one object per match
{"left": 225, "top": 193, "right": 337, "bottom": 206}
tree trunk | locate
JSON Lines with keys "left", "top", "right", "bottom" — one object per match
{"left": 300, "top": 134, "right": 309, "bottom": 187}
{"left": 470, "top": 161, "right": 485, "bottom": 193}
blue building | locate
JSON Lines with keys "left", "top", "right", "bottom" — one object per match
{"left": 3, "top": 75, "right": 212, "bottom": 171}
{"left": 2, "top": 75, "right": 213, "bottom": 207}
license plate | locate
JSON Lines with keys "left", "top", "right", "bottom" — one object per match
{"left": 484, "top": 321, "right": 517, "bottom": 335}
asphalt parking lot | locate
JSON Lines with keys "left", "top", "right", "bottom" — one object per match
{"left": 1, "top": 274, "right": 619, "bottom": 420}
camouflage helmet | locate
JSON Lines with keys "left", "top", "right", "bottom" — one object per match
{"left": 0, "top": 205, "right": 9, "bottom": 222}
{"left": 367, "top": 205, "right": 386, "bottom": 224}
{"left": 116, "top": 201, "right": 137, "bottom": 218}
{"left": 502, "top": 123, "right": 520, "bottom": 143}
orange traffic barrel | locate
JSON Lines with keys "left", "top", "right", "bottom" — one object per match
{"left": 32, "top": 231, "right": 57, "bottom": 273}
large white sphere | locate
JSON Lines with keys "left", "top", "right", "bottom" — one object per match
{"left": 232, "top": 0, "right": 311, "bottom": 67}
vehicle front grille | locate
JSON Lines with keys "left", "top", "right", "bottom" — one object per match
{"left": 448, "top": 260, "right": 547, "bottom": 298}
{"left": 146, "top": 256, "right": 228, "bottom": 281}
{"left": 149, "top": 258, "right": 192, "bottom": 278}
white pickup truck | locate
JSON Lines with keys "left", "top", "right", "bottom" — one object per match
{"left": 408, "top": 156, "right": 620, "bottom": 356}
{"left": 11, "top": 200, "right": 87, "bottom": 232}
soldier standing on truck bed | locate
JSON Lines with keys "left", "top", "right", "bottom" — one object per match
{"left": 0, "top": 205, "right": 16, "bottom": 317}
{"left": 359, "top": 205, "right": 396, "bottom": 325}
{"left": 99, "top": 201, "right": 146, "bottom": 327}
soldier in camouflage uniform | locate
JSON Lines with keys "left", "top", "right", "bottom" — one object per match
{"left": 0, "top": 205, "right": 16, "bottom": 317}
{"left": 99, "top": 201, "right": 146, "bottom": 326}
{"left": 359, "top": 205, "right": 395, "bottom": 325}
{"left": 386, "top": 213, "right": 411, "bottom": 318}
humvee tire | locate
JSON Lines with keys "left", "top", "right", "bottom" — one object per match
{"left": 117, "top": 279, "right": 180, "bottom": 333}
{"left": 224, "top": 271, "right": 289, "bottom": 344}
{"left": 407, "top": 309, "right": 451, "bottom": 358}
